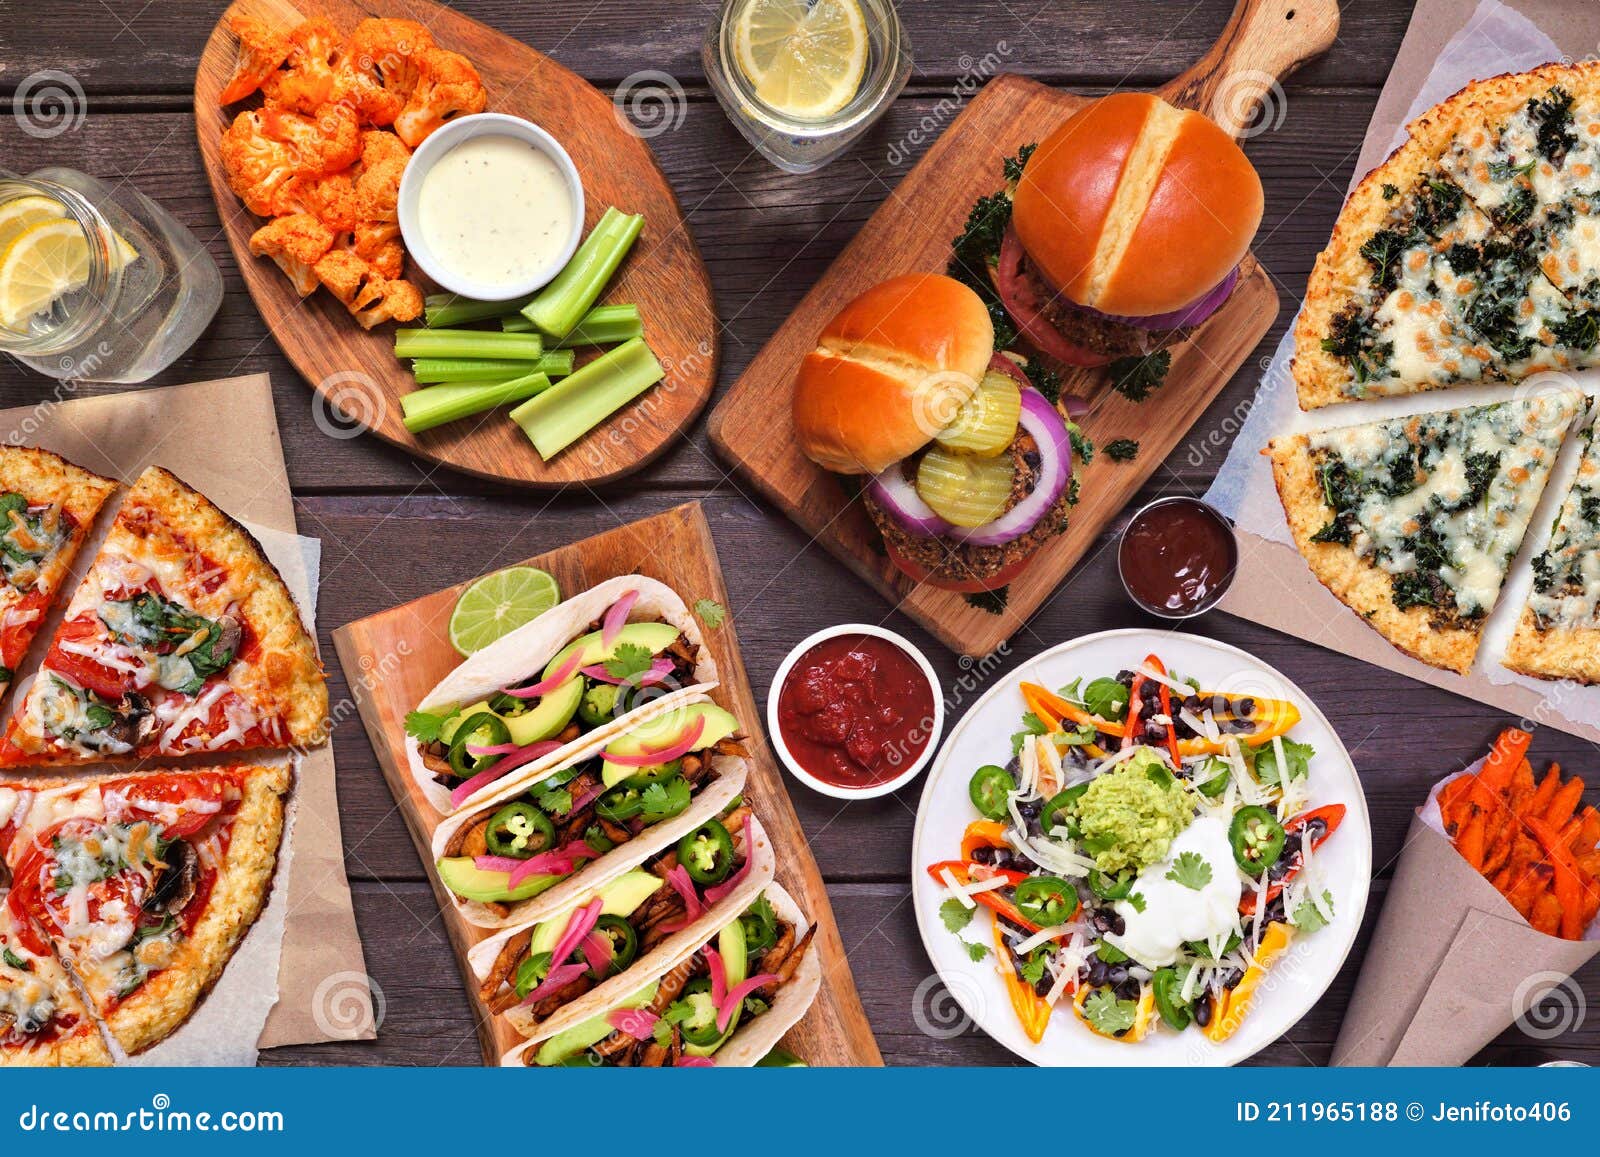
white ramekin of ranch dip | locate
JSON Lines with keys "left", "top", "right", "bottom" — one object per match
{"left": 398, "top": 113, "right": 586, "bottom": 302}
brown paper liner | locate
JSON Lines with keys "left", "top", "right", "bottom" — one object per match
{"left": 1332, "top": 814, "right": 1598, "bottom": 1066}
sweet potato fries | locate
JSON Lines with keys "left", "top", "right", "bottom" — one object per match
{"left": 1440, "top": 728, "right": 1600, "bottom": 940}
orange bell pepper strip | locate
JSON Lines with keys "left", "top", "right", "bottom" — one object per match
{"left": 925, "top": 860, "right": 1073, "bottom": 943}
{"left": 1204, "top": 921, "right": 1294, "bottom": 1042}
{"left": 993, "top": 922, "right": 1053, "bottom": 1044}
{"left": 960, "top": 820, "right": 1009, "bottom": 862}
{"left": 1072, "top": 985, "right": 1155, "bottom": 1042}
{"left": 1018, "top": 682, "right": 1301, "bottom": 759}
{"left": 1524, "top": 816, "right": 1592, "bottom": 940}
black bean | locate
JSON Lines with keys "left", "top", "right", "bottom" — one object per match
{"left": 971, "top": 846, "right": 996, "bottom": 865}
{"left": 1106, "top": 965, "right": 1128, "bottom": 986}
{"left": 1115, "top": 670, "right": 1136, "bottom": 685}
{"left": 1114, "top": 978, "right": 1141, "bottom": 1001}
{"left": 1237, "top": 698, "right": 1256, "bottom": 718}
{"left": 1193, "top": 998, "right": 1212, "bottom": 1027}
{"left": 1182, "top": 694, "right": 1203, "bottom": 713}
{"left": 1033, "top": 977, "right": 1052, "bottom": 998}
{"left": 1223, "top": 968, "right": 1245, "bottom": 990}
{"left": 1017, "top": 799, "right": 1042, "bottom": 820}
{"left": 1304, "top": 819, "right": 1327, "bottom": 841}
{"left": 1086, "top": 958, "right": 1109, "bottom": 987}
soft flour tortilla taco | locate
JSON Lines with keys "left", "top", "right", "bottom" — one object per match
{"left": 431, "top": 690, "right": 751, "bottom": 928}
{"left": 405, "top": 575, "right": 718, "bottom": 815}
{"left": 467, "top": 813, "right": 776, "bottom": 1037}
{"left": 502, "top": 883, "right": 821, "bottom": 1068}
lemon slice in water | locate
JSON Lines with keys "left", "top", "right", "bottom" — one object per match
{"left": 733, "top": 0, "right": 869, "bottom": 121}
{"left": 0, "top": 196, "right": 67, "bottom": 255}
{"left": 449, "top": 566, "right": 562, "bottom": 656}
{"left": 0, "top": 215, "right": 139, "bottom": 331}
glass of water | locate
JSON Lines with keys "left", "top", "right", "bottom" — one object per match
{"left": 703, "top": 0, "right": 913, "bottom": 174}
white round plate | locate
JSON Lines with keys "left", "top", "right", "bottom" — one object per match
{"left": 910, "top": 629, "right": 1372, "bottom": 1066}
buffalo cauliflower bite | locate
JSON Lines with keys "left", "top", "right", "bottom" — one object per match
{"left": 260, "top": 17, "right": 342, "bottom": 113}
{"left": 343, "top": 17, "right": 434, "bottom": 125}
{"left": 394, "top": 48, "right": 487, "bottom": 147}
{"left": 219, "top": 13, "right": 291, "bottom": 104}
{"left": 220, "top": 110, "right": 300, "bottom": 217}
{"left": 313, "top": 250, "right": 423, "bottom": 329}
{"left": 259, "top": 102, "right": 362, "bottom": 177}
{"left": 249, "top": 214, "right": 335, "bottom": 296}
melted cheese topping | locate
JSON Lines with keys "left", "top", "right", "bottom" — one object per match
{"left": 1528, "top": 418, "right": 1600, "bottom": 628}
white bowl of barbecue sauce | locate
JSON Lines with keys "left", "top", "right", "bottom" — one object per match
{"left": 398, "top": 113, "right": 585, "bottom": 302}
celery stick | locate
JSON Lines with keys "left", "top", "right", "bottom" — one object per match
{"left": 394, "top": 329, "right": 544, "bottom": 360}
{"left": 402, "top": 373, "right": 552, "bottom": 434}
{"left": 501, "top": 315, "right": 536, "bottom": 333}
{"left": 423, "top": 294, "right": 532, "bottom": 328}
{"left": 553, "top": 304, "right": 643, "bottom": 348}
{"left": 510, "top": 338, "right": 664, "bottom": 460}
{"left": 412, "top": 352, "right": 574, "bottom": 383}
{"left": 521, "top": 208, "right": 644, "bottom": 339}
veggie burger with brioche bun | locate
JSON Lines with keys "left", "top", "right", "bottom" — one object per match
{"left": 959, "top": 91, "right": 1264, "bottom": 369}
{"left": 793, "top": 272, "right": 1075, "bottom": 593}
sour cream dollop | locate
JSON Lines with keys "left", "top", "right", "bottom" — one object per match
{"left": 1109, "top": 815, "right": 1242, "bottom": 968}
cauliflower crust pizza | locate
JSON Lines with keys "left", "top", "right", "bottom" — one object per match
{"left": 0, "top": 900, "right": 111, "bottom": 1067}
{"left": 1294, "top": 61, "right": 1600, "bottom": 408}
{"left": 0, "top": 764, "right": 288, "bottom": 1057}
{"left": 1266, "top": 392, "right": 1580, "bottom": 674}
{"left": 0, "top": 448, "right": 117, "bottom": 704}
{"left": 0, "top": 466, "right": 326, "bottom": 766}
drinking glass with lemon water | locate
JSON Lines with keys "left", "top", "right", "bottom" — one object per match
{"left": 704, "top": 0, "right": 912, "bottom": 173}
{"left": 0, "top": 168, "right": 221, "bottom": 383}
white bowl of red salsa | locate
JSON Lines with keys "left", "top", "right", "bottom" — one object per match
{"left": 768, "top": 624, "right": 944, "bottom": 800}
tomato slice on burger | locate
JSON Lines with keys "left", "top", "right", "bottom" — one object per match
{"left": 996, "top": 226, "right": 1113, "bottom": 368}
{"left": 885, "top": 541, "right": 1034, "bottom": 593}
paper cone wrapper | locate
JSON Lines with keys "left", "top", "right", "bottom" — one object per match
{"left": 1333, "top": 812, "right": 1599, "bottom": 1065}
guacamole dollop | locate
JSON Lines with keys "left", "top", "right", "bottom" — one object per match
{"left": 1075, "top": 750, "right": 1196, "bottom": 875}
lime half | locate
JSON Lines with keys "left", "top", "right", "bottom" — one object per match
{"left": 448, "top": 566, "right": 561, "bottom": 656}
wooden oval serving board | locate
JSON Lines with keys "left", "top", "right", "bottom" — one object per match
{"left": 332, "top": 503, "right": 882, "bottom": 1067}
{"left": 195, "top": 0, "right": 719, "bottom": 488}
{"left": 708, "top": 0, "right": 1338, "bottom": 656}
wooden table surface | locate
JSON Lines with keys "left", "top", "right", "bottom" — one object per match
{"left": 3, "top": 0, "right": 1595, "bottom": 1066}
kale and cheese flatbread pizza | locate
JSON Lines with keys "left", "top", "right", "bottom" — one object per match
{"left": 1267, "top": 391, "right": 1581, "bottom": 673}
{"left": 1295, "top": 62, "right": 1600, "bottom": 408}
{"left": 0, "top": 467, "right": 326, "bottom": 765}
{"left": 0, "top": 899, "right": 111, "bottom": 1067}
{"left": 0, "top": 764, "right": 288, "bottom": 1056}
{"left": 1506, "top": 411, "right": 1600, "bottom": 682}
{"left": 0, "top": 448, "right": 116, "bottom": 703}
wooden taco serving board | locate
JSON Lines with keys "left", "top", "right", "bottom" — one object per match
{"left": 332, "top": 503, "right": 882, "bottom": 1066}
{"left": 195, "top": 0, "right": 718, "bottom": 489}
{"left": 708, "top": 0, "right": 1338, "bottom": 656}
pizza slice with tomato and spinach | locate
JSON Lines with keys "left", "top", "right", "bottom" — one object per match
{"left": 0, "top": 896, "right": 111, "bottom": 1066}
{"left": 0, "top": 764, "right": 288, "bottom": 1057}
{"left": 0, "top": 466, "right": 326, "bottom": 765}
{"left": 0, "top": 447, "right": 116, "bottom": 703}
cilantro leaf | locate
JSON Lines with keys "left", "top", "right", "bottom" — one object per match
{"left": 1067, "top": 422, "right": 1095, "bottom": 464}
{"left": 604, "top": 643, "right": 655, "bottom": 681}
{"left": 404, "top": 711, "right": 448, "bottom": 744}
{"left": 1082, "top": 988, "right": 1138, "bottom": 1036}
{"left": 1165, "top": 851, "right": 1212, "bottom": 891}
{"left": 1010, "top": 711, "right": 1048, "bottom": 756}
{"left": 1105, "top": 438, "right": 1140, "bottom": 462}
{"left": 1253, "top": 738, "right": 1315, "bottom": 786}
{"left": 533, "top": 786, "right": 572, "bottom": 817}
{"left": 1107, "top": 350, "right": 1171, "bottom": 402}
{"left": 639, "top": 778, "right": 691, "bottom": 822}
{"left": 1019, "top": 948, "right": 1048, "bottom": 986}
{"left": 965, "top": 940, "right": 990, "bottom": 963}
{"left": 940, "top": 898, "right": 976, "bottom": 935}
{"left": 652, "top": 1019, "right": 674, "bottom": 1046}
{"left": 692, "top": 598, "right": 726, "bottom": 629}
{"left": 1127, "top": 891, "right": 1147, "bottom": 914}
{"left": 1291, "top": 890, "right": 1336, "bottom": 933}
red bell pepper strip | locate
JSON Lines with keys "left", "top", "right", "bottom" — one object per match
{"left": 925, "top": 860, "right": 1072, "bottom": 942}
{"left": 1239, "top": 803, "right": 1346, "bottom": 916}
{"left": 1122, "top": 654, "right": 1182, "bottom": 766}
{"left": 993, "top": 922, "right": 1054, "bottom": 1043}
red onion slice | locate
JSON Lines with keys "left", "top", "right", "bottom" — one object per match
{"left": 602, "top": 715, "right": 707, "bottom": 767}
{"left": 867, "top": 466, "right": 953, "bottom": 538}
{"left": 498, "top": 650, "right": 583, "bottom": 699}
{"left": 580, "top": 657, "right": 673, "bottom": 686}
{"left": 607, "top": 1007, "right": 659, "bottom": 1040}
{"left": 1081, "top": 266, "right": 1239, "bottom": 330}
{"left": 601, "top": 590, "right": 638, "bottom": 648}
{"left": 716, "top": 972, "right": 779, "bottom": 1032}
{"left": 950, "top": 387, "right": 1073, "bottom": 548}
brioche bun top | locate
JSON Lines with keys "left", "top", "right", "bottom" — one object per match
{"left": 793, "top": 273, "right": 995, "bottom": 475}
{"left": 1012, "top": 92, "right": 1263, "bottom": 317}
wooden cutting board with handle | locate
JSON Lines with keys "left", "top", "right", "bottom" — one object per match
{"left": 708, "top": 0, "right": 1338, "bottom": 656}
{"left": 195, "top": 0, "right": 718, "bottom": 488}
{"left": 333, "top": 503, "right": 882, "bottom": 1066}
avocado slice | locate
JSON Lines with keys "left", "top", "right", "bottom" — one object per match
{"left": 543, "top": 621, "right": 683, "bottom": 682}
{"left": 503, "top": 676, "right": 584, "bottom": 746}
{"left": 684, "top": 917, "right": 748, "bottom": 1058}
{"left": 600, "top": 703, "right": 740, "bottom": 789}
{"left": 436, "top": 856, "right": 563, "bottom": 905}
{"left": 527, "top": 869, "right": 665, "bottom": 956}
{"left": 533, "top": 980, "right": 659, "bottom": 1067}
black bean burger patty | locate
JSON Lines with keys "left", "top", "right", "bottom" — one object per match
{"left": 1019, "top": 261, "right": 1191, "bottom": 359}
{"left": 865, "top": 431, "right": 1072, "bottom": 582}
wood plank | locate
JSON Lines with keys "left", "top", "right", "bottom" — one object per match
{"left": 0, "top": 0, "right": 1414, "bottom": 96}
{"left": 332, "top": 502, "right": 881, "bottom": 1065}
{"left": 0, "top": 87, "right": 1379, "bottom": 493}
{"left": 708, "top": 0, "right": 1345, "bottom": 655}
{"left": 193, "top": 0, "right": 719, "bottom": 488}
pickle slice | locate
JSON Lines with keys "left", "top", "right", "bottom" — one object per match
{"left": 916, "top": 447, "right": 1015, "bottom": 528}
{"left": 934, "top": 371, "right": 1022, "bottom": 457}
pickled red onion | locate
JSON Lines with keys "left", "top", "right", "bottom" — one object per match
{"left": 601, "top": 590, "right": 639, "bottom": 648}
{"left": 580, "top": 930, "right": 614, "bottom": 977}
{"left": 659, "top": 864, "right": 704, "bottom": 932}
{"left": 549, "top": 898, "right": 604, "bottom": 969}
{"left": 472, "top": 855, "right": 526, "bottom": 874}
{"left": 498, "top": 650, "right": 584, "bottom": 699}
{"left": 507, "top": 841, "right": 597, "bottom": 887}
{"left": 580, "top": 657, "right": 673, "bottom": 685}
{"left": 607, "top": 1007, "right": 659, "bottom": 1039}
{"left": 515, "top": 962, "right": 588, "bottom": 1008}
{"left": 449, "top": 740, "right": 563, "bottom": 808}
{"left": 675, "top": 1056, "right": 716, "bottom": 1067}
{"left": 716, "top": 973, "right": 778, "bottom": 1032}
{"left": 602, "top": 715, "right": 706, "bottom": 768}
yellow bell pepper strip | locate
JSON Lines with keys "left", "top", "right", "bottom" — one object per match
{"left": 1072, "top": 984, "right": 1155, "bottom": 1042}
{"left": 1239, "top": 804, "right": 1345, "bottom": 917}
{"left": 1204, "top": 921, "right": 1293, "bottom": 1042}
{"left": 960, "top": 820, "right": 1009, "bottom": 862}
{"left": 993, "top": 922, "right": 1054, "bottom": 1044}
{"left": 925, "top": 860, "right": 1069, "bottom": 943}
{"left": 1019, "top": 682, "right": 1301, "bottom": 758}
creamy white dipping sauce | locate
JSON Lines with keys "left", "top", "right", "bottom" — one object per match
{"left": 417, "top": 134, "right": 575, "bottom": 289}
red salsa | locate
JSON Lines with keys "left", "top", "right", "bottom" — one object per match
{"left": 1119, "top": 498, "right": 1238, "bottom": 616}
{"left": 777, "top": 633, "right": 935, "bottom": 790}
